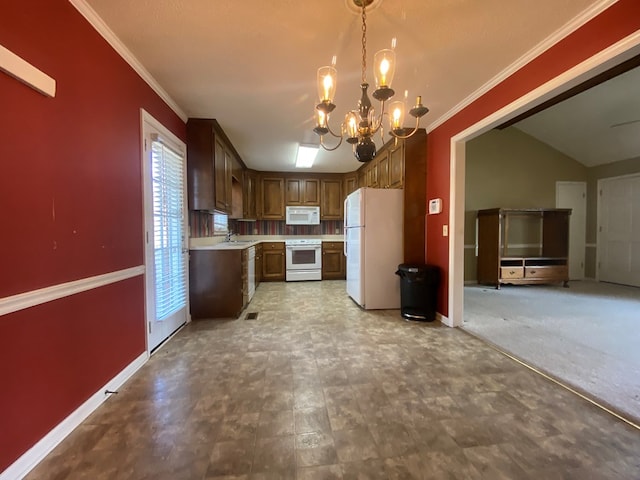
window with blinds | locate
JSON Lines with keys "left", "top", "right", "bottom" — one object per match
{"left": 151, "top": 139, "right": 187, "bottom": 320}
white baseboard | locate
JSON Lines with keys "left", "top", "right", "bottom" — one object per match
{"left": 438, "top": 312, "right": 454, "bottom": 327}
{"left": 1, "top": 352, "right": 148, "bottom": 480}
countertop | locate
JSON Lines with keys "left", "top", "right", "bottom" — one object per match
{"left": 189, "top": 235, "right": 345, "bottom": 250}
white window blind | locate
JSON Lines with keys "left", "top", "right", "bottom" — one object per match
{"left": 151, "top": 139, "right": 187, "bottom": 320}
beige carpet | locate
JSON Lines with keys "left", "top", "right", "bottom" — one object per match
{"left": 463, "top": 280, "right": 640, "bottom": 425}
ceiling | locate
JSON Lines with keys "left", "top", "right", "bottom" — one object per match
{"left": 513, "top": 65, "right": 640, "bottom": 167}
{"left": 84, "top": 0, "right": 609, "bottom": 172}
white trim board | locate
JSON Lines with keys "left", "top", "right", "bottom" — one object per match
{"left": 0, "top": 43, "right": 56, "bottom": 97}
{"left": 68, "top": 0, "right": 188, "bottom": 122}
{"left": 0, "top": 266, "right": 145, "bottom": 317}
{"left": 0, "top": 351, "right": 148, "bottom": 480}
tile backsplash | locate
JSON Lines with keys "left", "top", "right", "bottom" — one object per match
{"left": 189, "top": 211, "right": 343, "bottom": 238}
{"left": 230, "top": 219, "right": 342, "bottom": 236}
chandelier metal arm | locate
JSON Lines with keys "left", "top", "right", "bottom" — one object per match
{"left": 369, "top": 99, "right": 387, "bottom": 136}
{"left": 325, "top": 119, "right": 342, "bottom": 138}
{"left": 318, "top": 133, "right": 343, "bottom": 152}
{"left": 389, "top": 117, "right": 422, "bottom": 140}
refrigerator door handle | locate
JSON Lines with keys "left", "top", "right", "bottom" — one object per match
{"left": 343, "top": 196, "right": 349, "bottom": 229}
{"left": 343, "top": 228, "right": 347, "bottom": 256}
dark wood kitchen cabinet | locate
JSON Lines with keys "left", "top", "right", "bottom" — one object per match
{"left": 343, "top": 173, "right": 358, "bottom": 199}
{"left": 377, "top": 150, "right": 390, "bottom": 188}
{"left": 214, "top": 136, "right": 232, "bottom": 212}
{"left": 262, "top": 241, "right": 285, "bottom": 281}
{"left": 261, "top": 177, "right": 285, "bottom": 220}
{"left": 286, "top": 178, "right": 320, "bottom": 206}
{"left": 187, "top": 118, "right": 242, "bottom": 214}
{"left": 355, "top": 129, "right": 427, "bottom": 264}
{"left": 322, "top": 242, "right": 345, "bottom": 279}
{"left": 320, "top": 178, "right": 343, "bottom": 220}
{"left": 255, "top": 242, "right": 263, "bottom": 285}
{"left": 186, "top": 119, "right": 215, "bottom": 211}
{"left": 388, "top": 142, "right": 404, "bottom": 188}
{"left": 243, "top": 169, "right": 259, "bottom": 219}
{"left": 189, "top": 249, "right": 247, "bottom": 319}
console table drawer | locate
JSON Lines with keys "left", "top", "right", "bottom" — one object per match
{"left": 525, "top": 265, "right": 568, "bottom": 279}
{"left": 500, "top": 267, "right": 524, "bottom": 279}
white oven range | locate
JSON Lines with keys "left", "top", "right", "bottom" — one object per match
{"left": 285, "top": 238, "right": 322, "bottom": 281}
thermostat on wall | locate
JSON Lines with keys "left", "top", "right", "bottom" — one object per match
{"left": 428, "top": 198, "right": 442, "bottom": 215}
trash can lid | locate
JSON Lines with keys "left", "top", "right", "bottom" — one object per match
{"left": 397, "top": 263, "right": 428, "bottom": 273}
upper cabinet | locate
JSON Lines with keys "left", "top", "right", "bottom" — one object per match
{"left": 388, "top": 142, "right": 404, "bottom": 188}
{"left": 343, "top": 173, "right": 358, "bottom": 199}
{"left": 187, "top": 119, "right": 424, "bottom": 230}
{"left": 377, "top": 151, "right": 389, "bottom": 188}
{"left": 320, "top": 178, "right": 343, "bottom": 220}
{"left": 285, "top": 178, "right": 320, "bottom": 206}
{"left": 356, "top": 130, "right": 427, "bottom": 263}
{"left": 261, "top": 176, "right": 285, "bottom": 220}
{"left": 213, "top": 137, "right": 231, "bottom": 212}
{"left": 243, "top": 170, "right": 259, "bottom": 219}
{"left": 186, "top": 119, "right": 215, "bottom": 211}
{"left": 186, "top": 118, "right": 245, "bottom": 215}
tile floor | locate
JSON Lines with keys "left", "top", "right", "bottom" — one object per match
{"left": 26, "top": 281, "right": 640, "bottom": 479}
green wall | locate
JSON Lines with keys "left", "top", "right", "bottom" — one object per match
{"left": 464, "top": 127, "right": 587, "bottom": 282}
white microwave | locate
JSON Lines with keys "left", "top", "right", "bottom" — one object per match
{"left": 285, "top": 206, "right": 320, "bottom": 225}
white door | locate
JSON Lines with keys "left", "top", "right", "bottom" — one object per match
{"left": 556, "top": 181, "right": 586, "bottom": 280}
{"left": 142, "top": 112, "right": 189, "bottom": 351}
{"left": 598, "top": 174, "right": 640, "bottom": 287}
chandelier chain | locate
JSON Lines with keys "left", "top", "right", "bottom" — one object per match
{"left": 361, "top": 2, "right": 367, "bottom": 83}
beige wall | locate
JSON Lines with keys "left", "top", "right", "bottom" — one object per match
{"left": 584, "top": 155, "right": 640, "bottom": 277}
{"left": 464, "top": 127, "right": 587, "bottom": 282}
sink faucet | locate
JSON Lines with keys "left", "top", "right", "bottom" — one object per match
{"left": 225, "top": 231, "right": 235, "bottom": 242}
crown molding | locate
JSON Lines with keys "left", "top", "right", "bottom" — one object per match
{"left": 427, "top": 0, "right": 619, "bottom": 132}
{"left": 68, "top": 0, "right": 188, "bottom": 122}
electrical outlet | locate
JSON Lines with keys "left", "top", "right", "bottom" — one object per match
{"left": 443, "top": 225, "right": 448, "bottom": 237}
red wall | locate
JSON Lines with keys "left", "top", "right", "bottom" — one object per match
{"left": 0, "top": 0, "right": 185, "bottom": 472}
{"left": 426, "top": 0, "right": 640, "bottom": 316}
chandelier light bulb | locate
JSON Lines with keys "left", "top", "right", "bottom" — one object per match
{"left": 323, "top": 75, "right": 333, "bottom": 99}
{"left": 317, "top": 66, "right": 337, "bottom": 104}
{"left": 380, "top": 59, "right": 390, "bottom": 78}
{"left": 344, "top": 111, "right": 359, "bottom": 142}
{"left": 317, "top": 110, "right": 326, "bottom": 128}
{"left": 389, "top": 101, "right": 405, "bottom": 132}
{"left": 374, "top": 49, "right": 396, "bottom": 89}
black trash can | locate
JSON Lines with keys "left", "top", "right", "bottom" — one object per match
{"left": 395, "top": 264, "right": 440, "bottom": 321}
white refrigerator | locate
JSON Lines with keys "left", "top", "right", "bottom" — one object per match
{"left": 344, "top": 187, "right": 404, "bottom": 309}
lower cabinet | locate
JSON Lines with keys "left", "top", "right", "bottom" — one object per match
{"left": 322, "top": 242, "right": 345, "bottom": 280}
{"left": 262, "top": 242, "right": 286, "bottom": 281}
{"left": 255, "top": 243, "right": 263, "bottom": 285}
{"left": 189, "top": 249, "right": 247, "bottom": 319}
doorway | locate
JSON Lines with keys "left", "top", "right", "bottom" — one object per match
{"left": 141, "top": 110, "right": 189, "bottom": 351}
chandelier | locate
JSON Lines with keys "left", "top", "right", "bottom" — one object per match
{"left": 313, "top": 0, "right": 429, "bottom": 162}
